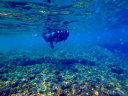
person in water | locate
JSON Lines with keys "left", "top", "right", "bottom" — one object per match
{"left": 42, "top": 30, "right": 69, "bottom": 49}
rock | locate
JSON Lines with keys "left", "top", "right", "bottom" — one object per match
{"left": 11, "top": 80, "right": 21, "bottom": 88}
{"left": 0, "top": 69, "right": 8, "bottom": 74}
{"left": 111, "top": 66, "right": 124, "bottom": 74}
{"left": 71, "top": 68, "right": 78, "bottom": 73}
{"left": 1, "top": 89, "right": 11, "bottom": 96}
{"left": 104, "top": 83, "right": 116, "bottom": 90}
{"left": 57, "top": 76, "right": 63, "bottom": 82}
{"left": 61, "top": 82, "right": 72, "bottom": 90}
{"left": 59, "top": 93, "right": 67, "bottom": 96}
{"left": 1, "top": 77, "right": 8, "bottom": 81}
{"left": 80, "top": 59, "right": 96, "bottom": 66}
{"left": 60, "top": 59, "right": 78, "bottom": 64}
{"left": 38, "top": 89, "right": 46, "bottom": 93}
{"left": 29, "top": 76, "right": 35, "bottom": 80}
{"left": 54, "top": 71, "right": 60, "bottom": 75}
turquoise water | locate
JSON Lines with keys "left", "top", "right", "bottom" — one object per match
{"left": 0, "top": 0, "right": 128, "bottom": 96}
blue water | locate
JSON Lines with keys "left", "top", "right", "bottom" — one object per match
{"left": 0, "top": 0, "right": 128, "bottom": 96}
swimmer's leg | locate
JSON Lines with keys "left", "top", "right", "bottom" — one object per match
{"left": 50, "top": 41, "right": 54, "bottom": 49}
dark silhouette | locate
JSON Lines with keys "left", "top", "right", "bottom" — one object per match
{"left": 42, "top": 0, "right": 69, "bottom": 49}
{"left": 42, "top": 30, "right": 69, "bottom": 49}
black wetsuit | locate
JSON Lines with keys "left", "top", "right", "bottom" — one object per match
{"left": 42, "top": 30, "right": 69, "bottom": 49}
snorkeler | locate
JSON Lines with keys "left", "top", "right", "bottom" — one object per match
{"left": 42, "top": 30, "right": 69, "bottom": 49}
{"left": 33, "top": 0, "right": 69, "bottom": 49}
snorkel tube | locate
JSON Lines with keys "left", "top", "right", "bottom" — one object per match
{"left": 46, "top": 0, "right": 54, "bottom": 49}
